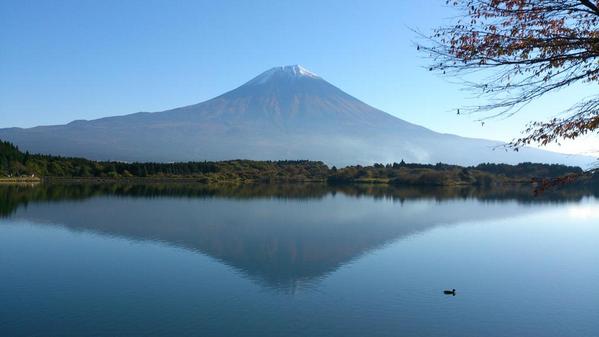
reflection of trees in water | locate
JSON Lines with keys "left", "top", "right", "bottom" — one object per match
{"left": 335, "top": 184, "right": 599, "bottom": 204}
{"left": 1, "top": 182, "right": 598, "bottom": 217}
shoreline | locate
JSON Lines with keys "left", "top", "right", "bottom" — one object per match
{"left": 0, "top": 175, "right": 534, "bottom": 188}
{"left": 0, "top": 177, "right": 41, "bottom": 184}
{"left": 0, "top": 174, "right": 570, "bottom": 187}
{"left": 41, "top": 176, "right": 326, "bottom": 185}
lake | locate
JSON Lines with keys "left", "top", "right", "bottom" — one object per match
{"left": 1, "top": 183, "right": 598, "bottom": 337}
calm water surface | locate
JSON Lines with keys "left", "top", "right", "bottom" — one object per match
{"left": 1, "top": 184, "right": 598, "bottom": 337}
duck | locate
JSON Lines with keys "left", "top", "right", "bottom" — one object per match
{"left": 443, "top": 289, "right": 456, "bottom": 296}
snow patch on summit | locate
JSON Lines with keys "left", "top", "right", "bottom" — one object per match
{"left": 292, "top": 65, "right": 318, "bottom": 77}
{"left": 245, "top": 65, "right": 320, "bottom": 85}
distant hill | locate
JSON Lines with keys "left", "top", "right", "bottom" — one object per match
{"left": 0, "top": 65, "right": 592, "bottom": 167}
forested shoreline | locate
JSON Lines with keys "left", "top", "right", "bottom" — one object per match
{"left": 0, "top": 140, "right": 591, "bottom": 186}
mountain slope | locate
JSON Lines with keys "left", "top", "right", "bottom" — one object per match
{"left": 0, "top": 65, "right": 591, "bottom": 167}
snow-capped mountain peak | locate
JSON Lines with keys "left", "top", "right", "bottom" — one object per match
{"left": 245, "top": 65, "right": 320, "bottom": 85}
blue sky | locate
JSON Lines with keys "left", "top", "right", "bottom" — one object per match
{"left": 0, "top": 0, "right": 595, "bottom": 154}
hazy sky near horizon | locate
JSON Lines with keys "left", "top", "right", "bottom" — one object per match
{"left": 1, "top": 0, "right": 596, "bottom": 155}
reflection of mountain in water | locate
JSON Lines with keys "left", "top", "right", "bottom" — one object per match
{"left": 2, "top": 183, "right": 596, "bottom": 291}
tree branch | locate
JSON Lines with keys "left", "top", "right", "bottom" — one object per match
{"left": 579, "top": 0, "right": 599, "bottom": 16}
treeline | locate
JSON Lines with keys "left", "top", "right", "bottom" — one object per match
{"left": 328, "top": 161, "right": 585, "bottom": 186}
{"left": 0, "top": 140, "right": 588, "bottom": 185}
{"left": 0, "top": 140, "right": 329, "bottom": 183}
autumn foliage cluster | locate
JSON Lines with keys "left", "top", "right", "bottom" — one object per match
{"left": 423, "top": 0, "right": 599, "bottom": 149}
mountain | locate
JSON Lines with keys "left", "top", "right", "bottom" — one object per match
{"left": 0, "top": 65, "right": 591, "bottom": 167}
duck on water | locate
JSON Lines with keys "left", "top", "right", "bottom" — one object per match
{"left": 444, "top": 289, "right": 456, "bottom": 296}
